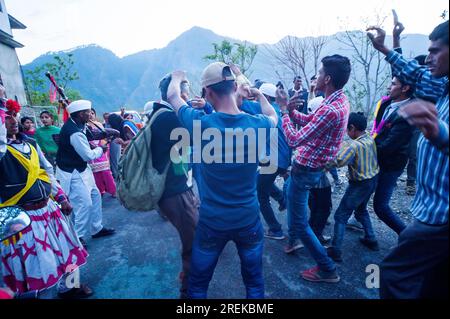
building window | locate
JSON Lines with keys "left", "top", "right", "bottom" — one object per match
{"left": 0, "top": 3, "right": 3, "bottom": 12}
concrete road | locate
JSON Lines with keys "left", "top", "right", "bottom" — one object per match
{"left": 78, "top": 177, "right": 413, "bottom": 299}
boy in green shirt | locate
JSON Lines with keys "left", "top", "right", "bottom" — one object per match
{"left": 35, "top": 110, "right": 60, "bottom": 166}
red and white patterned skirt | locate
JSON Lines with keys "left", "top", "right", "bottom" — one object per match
{"left": 1, "top": 199, "right": 88, "bottom": 293}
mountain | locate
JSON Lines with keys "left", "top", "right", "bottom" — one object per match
{"left": 23, "top": 27, "right": 430, "bottom": 114}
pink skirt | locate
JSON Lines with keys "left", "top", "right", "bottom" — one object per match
{"left": 1, "top": 200, "right": 88, "bottom": 293}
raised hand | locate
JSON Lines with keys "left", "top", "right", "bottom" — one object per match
{"left": 190, "top": 97, "right": 206, "bottom": 108}
{"left": 276, "top": 88, "right": 289, "bottom": 110}
{"left": 367, "top": 26, "right": 390, "bottom": 55}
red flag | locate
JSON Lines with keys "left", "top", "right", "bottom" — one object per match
{"left": 49, "top": 84, "right": 57, "bottom": 103}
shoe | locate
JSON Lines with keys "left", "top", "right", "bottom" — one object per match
{"left": 278, "top": 201, "right": 287, "bottom": 212}
{"left": 346, "top": 217, "right": 364, "bottom": 232}
{"left": 284, "top": 239, "right": 304, "bottom": 254}
{"left": 318, "top": 235, "right": 332, "bottom": 245}
{"left": 58, "top": 284, "right": 94, "bottom": 299}
{"left": 326, "top": 247, "right": 343, "bottom": 262}
{"left": 92, "top": 227, "right": 116, "bottom": 239}
{"left": 301, "top": 266, "right": 340, "bottom": 283}
{"left": 359, "top": 237, "right": 380, "bottom": 251}
{"left": 264, "top": 230, "right": 286, "bottom": 240}
{"left": 79, "top": 237, "right": 88, "bottom": 249}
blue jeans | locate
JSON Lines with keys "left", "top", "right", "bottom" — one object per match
{"left": 257, "top": 168, "right": 286, "bottom": 233}
{"left": 287, "top": 166, "right": 336, "bottom": 272}
{"left": 373, "top": 170, "right": 407, "bottom": 235}
{"left": 332, "top": 176, "right": 378, "bottom": 252}
{"left": 329, "top": 167, "right": 340, "bottom": 182}
{"left": 188, "top": 219, "right": 265, "bottom": 299}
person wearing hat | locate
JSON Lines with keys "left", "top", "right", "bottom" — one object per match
{"left": 0, "top": 85, "right": 92, "bottom": 298}
{"left": 167, "top": 63, "right": 277, "bottom": 299}
{"left": 56, "top": 100, "right": 116, "bottom": 248}
{"left": 239, "top": 81, "right": 292, "bottom": 241}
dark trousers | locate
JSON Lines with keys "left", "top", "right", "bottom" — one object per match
{"left": 159, "top": 189, "right": 199, "bottom": 298}
{"left": 332, "top": 176, "right": 378, "bottom": 252}
{"left": 407, "top": 130, "right": 420, "bottom": 185}
{"left": 257, "top": 168, "right": 286, "bottom": 233}
{"left": 373, "top": 170, "right": 407, "bottom": 235}
{"left": 308, "top": 186, "right": 332, "bottom": 237}
{"left": 380, "top": 219, "right": 449, "bottom": 299}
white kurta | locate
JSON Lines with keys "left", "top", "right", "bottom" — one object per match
{"left": 56, "top": 127, "right": 105, "bottom": 238}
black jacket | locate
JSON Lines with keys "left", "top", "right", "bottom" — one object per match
{"left": 374, "top": 98, "right": 414, "bottom": 172}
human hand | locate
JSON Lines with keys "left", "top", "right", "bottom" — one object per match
{"left": 171, "top": 70, "right": 187, "bottom": 83}
{"left": 104, "top": 128, "right": 120, "bottom": 138}
{"left": 392, "top": 10, "right": 405, "bottom": 39}
{"left": 229, "top": 63, "right": 242, "bottom": 77}
{"left": 190, "top": 97, "right": 206, "bottom": 108}
{"left": 287, "top": 93, "right": 302, "bottom": 113}
{"left": 115, "top": 137, "right": 125, "bottom": 146}
{"left": 276, "top": 88, "right": 289, "bottom": 111}
{"left": 398, "top": 99, "right": 440, "bottom": 140}
{"left": 366, "top": 26, "right": 390, "bottom": 55}
{"left": 60, "top": 200, "right": 73, "bottom": 216}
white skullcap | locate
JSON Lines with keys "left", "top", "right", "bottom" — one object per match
{"left": 259, "top": 83, "right": 277, "bottom": 98}
{"left": 67, "top": 100, "right": 92, "bottom": 114}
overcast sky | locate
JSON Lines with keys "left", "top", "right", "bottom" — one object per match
{"left": 5, "top": 0, "right": 449, "bottom": 64}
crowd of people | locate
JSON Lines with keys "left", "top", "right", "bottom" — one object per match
{"left": 0, "top": 16, "right": 448, "bottom": 299}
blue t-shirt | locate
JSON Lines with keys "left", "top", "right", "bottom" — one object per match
{"left": 178, "top": 105, "right": 274, "bottom": 230}
{"left": 240, "top": 100, "right": 292, "bottom": 169}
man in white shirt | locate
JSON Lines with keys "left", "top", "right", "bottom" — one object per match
{"left": 56, "top": 100, "right": 116, "bottom": 247}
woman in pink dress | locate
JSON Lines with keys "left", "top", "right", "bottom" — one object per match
{"left": 88, "top": 109, "right": 117, "bottom": 197}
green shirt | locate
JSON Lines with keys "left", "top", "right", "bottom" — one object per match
{"left": 35, "top": 125, "right": 61, "bottom": 155}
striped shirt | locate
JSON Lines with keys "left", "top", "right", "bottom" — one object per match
{"left": 335, "top": 133, "right": 379, "bottom": 182}
{"left": 387, "top": 50, "right": 449, "bottom": 225}
{"left": 282, "top": 89, "right": 350, "bottom": 168}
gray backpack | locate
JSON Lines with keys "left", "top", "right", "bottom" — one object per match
{"left": 116, "top": 108, "right": 171, "bottom": 212}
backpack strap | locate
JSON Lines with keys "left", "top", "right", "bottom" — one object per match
{"left": 148, "top": 107, "right": 173, "bottom": 127}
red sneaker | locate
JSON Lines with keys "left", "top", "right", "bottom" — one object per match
{"left": 301, "top": 266, "right": 340, "bottom": 283}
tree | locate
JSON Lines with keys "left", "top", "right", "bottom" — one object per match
{"left": 24, "top": 53, "right": 82, "bottom": 106}
{"left": 204, "top": 40, "right": 258, "bottom": 77}
{"left": 264, "top": 35, "right": 328, "bottom": 88}
{"left": 336, "top": 15, "right": 390, "bottom": 117}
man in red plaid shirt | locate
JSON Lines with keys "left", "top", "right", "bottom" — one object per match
{"left": 280, "top": 55, "right": 351, "bottom": 283}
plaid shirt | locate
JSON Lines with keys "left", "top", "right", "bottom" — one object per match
{"left": 387, "top": 51, "right": 449, "bottom": 225}
{"left": 282, "top": 89, "right": 350, "bottom": 168}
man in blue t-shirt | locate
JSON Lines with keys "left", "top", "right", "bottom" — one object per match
{"left": 167, "top": 63, "right": 278, "bottom": 299}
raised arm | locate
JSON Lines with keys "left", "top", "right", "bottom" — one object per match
{"left": 367, "top": 26, "right": 445, "bottom": 101}
{"left": 167, "top": 71, "right": 189, "bottom": 115}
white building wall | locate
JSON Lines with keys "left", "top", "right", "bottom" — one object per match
{"left": 0, "top": 0, "right": 27, "bottom": 105}
{"left": 0, "top": 0, "right": 12, "bottom": 35}
{"left": 0, "top": 43, "right": 27, "bottom": 105}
